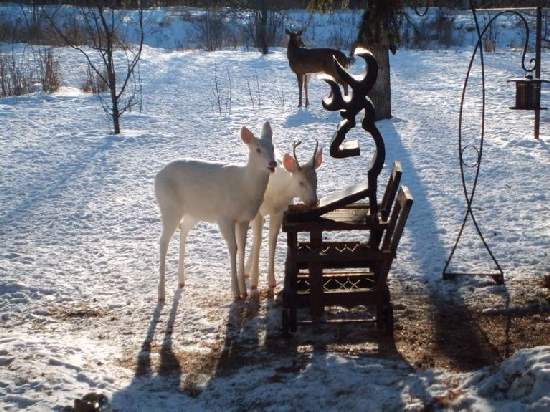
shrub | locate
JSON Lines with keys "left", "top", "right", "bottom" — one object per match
{"left": 196, "top": 8, "right": 228, "bottom": 51}
{"left": 82, "top": 66, "right": 108, "bottom": 94}
{"left": 38, "top": 48, "right": 61, "bottom": 93}
{"left": 0, "top": 52, "right": 34, "bottom": 97}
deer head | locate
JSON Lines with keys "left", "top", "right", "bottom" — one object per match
{"left": 285, "top": 29, "right": 306, "bottom": 48}
{"left": 282, "top": 140, "right": 323, "bottom": 207}
{"left": 241, "top": 122, "right": 277, "bottom": 173}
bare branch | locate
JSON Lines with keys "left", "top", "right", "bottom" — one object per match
{"left": 43, "top": 8, "right": 109, "bottom": 85}
{"left": 117, "top": 7, "right": 144, "bottom": 100}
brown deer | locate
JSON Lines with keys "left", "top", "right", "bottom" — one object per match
{"left": 286, "top": 29, "right": 350, "bottom": 107}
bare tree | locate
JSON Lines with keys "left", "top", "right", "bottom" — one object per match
{"left": 46, "top": 1, "right": 144, "bottom": 134}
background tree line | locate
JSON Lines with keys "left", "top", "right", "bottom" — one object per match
{"left": 2, "top": 0, "right": 546, "bottom": 126}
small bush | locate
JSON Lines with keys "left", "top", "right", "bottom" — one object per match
{"left": 82, "top": 66, "right": 108, "bottom": 94}
{"left": 196, "top": 9, "right": 227, "bottom": 51}
{"left": 38, "top": 48, "right": 61, "bottom": 93}
{"left": 0, "top": 52, "right": 35, "bottom": 97}
{"left": 0, "top": 48, "right": 64, "bottom": 97}
{"left": 435, "top": 14, "right": 455, "bottom": 48}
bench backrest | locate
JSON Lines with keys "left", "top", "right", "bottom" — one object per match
{"left": 380, "top": 161, "right": 402, "bottom": 221}
{"left": 381, "top": 186, "right": 413, "bottom": 254}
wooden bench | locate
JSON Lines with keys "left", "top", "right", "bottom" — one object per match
{"left": 282, "top": 163, "right": 412, "bottom": 336}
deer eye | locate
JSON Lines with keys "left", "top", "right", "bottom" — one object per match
{"left": 256, "top": 148, "right": 261, "bottom": 154}
{"left": 299, "top": 181, "right": 305, "bottom": 187}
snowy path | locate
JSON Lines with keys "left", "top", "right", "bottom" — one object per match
{"left": 1, "top": 47, "right": 549, "bottom": 410}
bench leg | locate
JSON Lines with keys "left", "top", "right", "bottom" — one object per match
{"left": 309, "top": 230, "right": 324, "bottom": 323}
{"left": 283, "top": 230, "right": 299, "bottom": 334}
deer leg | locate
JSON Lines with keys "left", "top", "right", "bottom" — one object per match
{"left": 246, "top": 213, "right": 263, "bottom": 290}
{"left": 158, "top": 206, "right": 182, "bottom": 303}
{"left": 304, "top": 74, "right": 310, "bottom": 107}
{"left": 267, "top": 212, "right": 284, "bottom": 290}
{"left": 177, "top": 217, "right": 195, "bottom": 288}
{"left": 235, "top": 221, "right": 249, "bottom": 299}
{"left": 218, "top": 219, "right": 239, "bottom": 300}
{"left": 296, "top": 73, "right": 303, "bottom": 107}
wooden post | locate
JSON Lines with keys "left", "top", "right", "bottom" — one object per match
{"left": 534, "top": 6, "right": 542, "bottom": 139}
{"left": 309, "top": 230, "right": 323, "bottom": 322}
{"left": 285, "top": 229, "right": 298, "bottom": 332}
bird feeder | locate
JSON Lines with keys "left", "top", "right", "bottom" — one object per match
{"left": 508, "top": 75, "right": 549, "bottom": 110}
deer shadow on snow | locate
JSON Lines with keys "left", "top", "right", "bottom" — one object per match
{"left": 110, "top": 290, "right": 185, "bottom": 410}
{"left": 110, "top": 288, "right": 433, "bottom": 410}
{"left": 197, "top": 291, "right": 439, "bottom": 410}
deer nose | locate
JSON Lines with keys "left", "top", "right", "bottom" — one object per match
{"left": 268, "top": 161, "right": 277, "bottom": 172}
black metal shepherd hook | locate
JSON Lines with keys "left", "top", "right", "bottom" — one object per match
{"left": 441, "top": 2, "right": 538, "bottom": 284}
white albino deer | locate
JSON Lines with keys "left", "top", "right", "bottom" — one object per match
{"left": 286, "top": 29, "right": 351, "bottom": 107}
{"left": 246, "top": 140, "right": 322, "bottom": 290}
{"left": 154, "top": 122, "right": 276, "bottom": 303}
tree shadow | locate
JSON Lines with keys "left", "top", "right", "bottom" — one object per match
{"left": 0, "top": 133, "right": 119, "bottom": 229}
{"left": 380, "top": 119, "right": 507, "bottom": 370}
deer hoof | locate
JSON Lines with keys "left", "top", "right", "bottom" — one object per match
{"left": 178, "top": 282, "right": 185, "bottom": 288}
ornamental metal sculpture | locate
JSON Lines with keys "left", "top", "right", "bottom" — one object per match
{"left": 306, "top": 49, "right": 385, "bottom": 216}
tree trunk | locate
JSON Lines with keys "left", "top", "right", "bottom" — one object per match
{"left": 355, "top": 1, "right": 400, "bottom": 121}
{"left": 256, "top": 0, "right": 268, "bottom": 54}
{"left": 111, "top": 82, "right": 120, "bottom": 134}
{"left": 368, "top": 45, "right": 392, "bottom": 121}
{"left": 107, "top": 58, "right": 120, "bottom": 134}
{"left": 112, "top": 100, "right": 121, "bottom": 134}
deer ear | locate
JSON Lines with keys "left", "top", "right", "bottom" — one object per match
{"left": 241, "top": 127, "right": 254, "bottom": 144}
{"left": 261, "top": 121, "right": 272, "bottom": 142}
{"left": 283, "top": 154, "right": 298, "bottom": 173}
{"left": 314, "top": 148, "right": 323, "bottom": 169}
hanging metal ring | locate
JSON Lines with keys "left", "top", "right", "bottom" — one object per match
{"left": 460, "top": 144, "right": 481, "bottom": 168}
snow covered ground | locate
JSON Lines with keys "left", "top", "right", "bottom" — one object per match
{"left": 1, "top": 15, "right": 550, "bottom": 412}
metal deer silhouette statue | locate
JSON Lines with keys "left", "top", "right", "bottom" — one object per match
{"left": 316, "top": 49, "right": 386, "bottom": 216}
